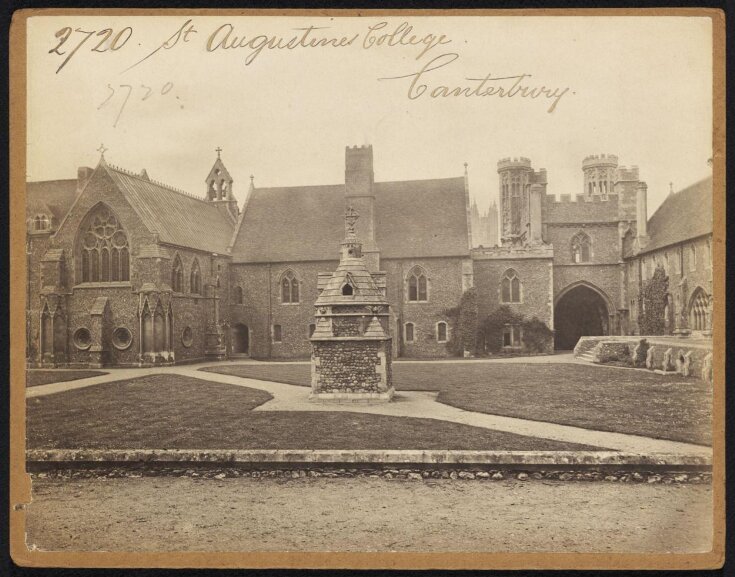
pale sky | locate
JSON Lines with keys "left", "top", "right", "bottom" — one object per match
{"left": 27, "top": 14, "right": 712, "bottom": 218}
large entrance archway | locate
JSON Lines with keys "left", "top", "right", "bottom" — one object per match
{"left": 231, "top": 323, "right": 249, "bottom": 355}
{"left": 554, "top": 284, "right": 611, "bottom": 350}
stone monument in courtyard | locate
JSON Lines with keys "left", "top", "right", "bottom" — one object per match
{"left": 310, "top": 207, "right": 394, "bottom": 402}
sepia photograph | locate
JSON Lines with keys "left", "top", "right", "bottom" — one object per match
{"left": 9, "top": 8, "right": 724, "bottom": 570}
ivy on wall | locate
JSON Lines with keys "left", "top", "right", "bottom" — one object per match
{"left": 444, "top": 288, "right": 480, "bottom": 356}
{"left": 638, "top": 264, "right": 669, "bottom": 335}
{"left": 480, "top": 305, "right": 523, "bottom": 353}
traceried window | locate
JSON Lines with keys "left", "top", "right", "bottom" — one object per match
{"left": 80, "top": 205, "right": 129, "bottom": 283}
{"left": 33, "top": 214, "right": 49, "bottom": 231}
{"left": 407, "top": 267, "right": 428, "bottom": 302}
{"left": 280, "top": 270, "right": 300, "bottom": 304}
{"left": 404, "top": 322, "right": 415, "bottom": 343}
{"left": 190, "top": 258, "right": 202, "bottom": 295}
{"left": 501, "top": 269, "right": 521, "bottom": 303}
{"left": 571, "top": 232, "right": 591, "bottom": 263}
{"left": 436, "top": 321, "right": 448, "bottom": 343}
{"left": 171, "top": 255, "right": 184, "bottom": 293}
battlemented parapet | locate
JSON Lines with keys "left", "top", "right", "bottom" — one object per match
{"left": 497, "top": 157, "right": 533, "bottom": 171}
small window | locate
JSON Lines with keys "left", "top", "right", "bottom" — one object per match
{"left": 502, "top": 324, "right": 521, "bottom": 348}
{"left": 234, "top": 285, "right": 243, "bottom": 304}
{"left": 407, "top": 267, "right": 428, "bottom": 302}
{"left": 342, "top": 283, "right": 354, "bottom": 296}
{"left": 308, "top": 323, "right": 316, "bottom": 337}
{"left": 501, "top": 269, "right": 521, "bottom": 303}
{"left": 404, "top": 322, "right": 415, "bottom": 343}
{"left": 436, "top": 322, "right": 448, "bottom": 343}
{"left": 273, "top": 324, "right": 282, "bottom": 343}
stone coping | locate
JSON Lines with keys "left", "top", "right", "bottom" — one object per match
{"left": 578, "top": 335, "right": 713, "bottom": 350}
{"left": 26, "top": 449, "right": 711, "bottom": 467}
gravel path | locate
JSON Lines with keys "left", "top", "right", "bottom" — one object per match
{"left": 25, "top": 476, "right": 712, "bottom": 553}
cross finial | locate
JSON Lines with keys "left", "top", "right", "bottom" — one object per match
{"left": 216, "top": 146, "right": 222, "bottom": 159}
{"left": 97, "top": 143, "right": 108, "bottom": 157}
{"left": 344, "top": 206, "right": 359, "bottom": 236}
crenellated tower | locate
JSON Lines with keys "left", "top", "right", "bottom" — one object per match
{"left": 583, "top": 154, "right": 618, "bottom": 197}
{"left": 497, "top": 157, "right": 547, "bottom": 246}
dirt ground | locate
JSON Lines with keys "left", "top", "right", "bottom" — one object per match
{"left": 24, "top": 476, "right": 712, "bottom": 553}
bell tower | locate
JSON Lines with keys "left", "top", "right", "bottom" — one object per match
{"left": 206, "top": 147, "right": 238, "bottom": 220}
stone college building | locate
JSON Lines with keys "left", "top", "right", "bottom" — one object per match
{"left": 26, "top": 145, "right": 713, "bottom": 367}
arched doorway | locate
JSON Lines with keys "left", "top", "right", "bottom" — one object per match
{"left": 554, "top": 284, "right": 611, "bottom": 350}
{"left": 231, "top": 323, "right": 249, "bottom": 355}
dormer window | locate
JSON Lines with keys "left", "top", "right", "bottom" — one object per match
{"left": 342, "top": 283, "right": 354, "bottom": 296}
{"left": 33, "top": 214, "right": 49, "bottom": 231}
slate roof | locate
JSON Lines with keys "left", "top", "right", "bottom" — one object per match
{"left": 639, "top": 176, "right": 713, "bottom": 254}
{"left": 26, "top": 179, "right": 78, "bottom": 222}
{"left": 231, "top": 176, "right": 470, "bottom": 263}
{"left": 104, "top": 163, "right": 236, "bottom": 254}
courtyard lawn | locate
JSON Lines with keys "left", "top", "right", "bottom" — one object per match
{"left": 26, "top": 375, "right": 596, "bottom": 451}
{"left": 26, "top": 370, "right": 108, "bottom": 387}
{"left": 203, "top": 362, "right": 712, "bottom": 446}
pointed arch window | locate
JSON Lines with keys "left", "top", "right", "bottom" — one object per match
{"left": 689, "top": 288, "right": 710, "bottom": 331}
{"left": 436, "top": 321, "right": 448, "bottom": 343}
{"left": 501, "top": 269, "right": 521, "bottom": 303}
{"left": 171, "top": 255, "right": 184, "bottom": 293}
{"left": 280, "top": 270, "right": 300, "bottom": 304}
{"left": 33, "top": 214, "right": 49, "bottom": 231}
{"left": 190, "top": 259, "right": 202, "bottom": 295}
{"left": 404, "top": 322, "right": 415, "bottom": 343}
{"left": 571, "top": 232, "right": 591, "bottom": 263}
{"left": 79, "top": 205, "right": 130, "bottom": 283}
{"left": 407, "top": 267, "right": 428, "bottom": 302}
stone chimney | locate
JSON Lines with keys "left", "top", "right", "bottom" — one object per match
{"left": 77, "top": 166, "right": 94, "bottom": 194}
{"left": 345, "top": 145, "right": 380, "bottom": 271}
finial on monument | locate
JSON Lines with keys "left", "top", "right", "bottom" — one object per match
{"left": 97, "top": 143, "right": 108, "bottom": 162}
{"left": 344, "top": 206, "right": 359, "bottom": 236}
{"left": 216, "top": 146, "right": 222, "bottom": 159}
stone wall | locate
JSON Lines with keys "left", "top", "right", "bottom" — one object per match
{"left": 625, "top": 235, "right": 713, "bottom": 335}
{"left": 382, "top": 257, "right": 467, "bottom": 358}
{"left": 230, "top": 256, "right": 464, "bottom": 359}
{"left": 472, "top": 257, "right": 553, "bottom": 328}
{"left": 312, "top": 340, "right": 386, "bottom": 393}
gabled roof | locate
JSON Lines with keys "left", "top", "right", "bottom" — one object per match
{"left": 103, "top": 163, "right": 236, "bottom": 254}
{"left": 231, "top": 176, "right": 469, "bottom": 263}
{"left": 26, "top": 179, "right": 78, "bottom": 222}
{"left": 640, "top": 176, "right": 712, "bottom": 254}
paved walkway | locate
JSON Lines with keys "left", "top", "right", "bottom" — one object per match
{"left": 25, "top": 360, "right": 711, "bottom": 458}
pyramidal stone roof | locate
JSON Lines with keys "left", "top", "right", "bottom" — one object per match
{"left": 315, "top": 211, "right": 388, "bottom": 307}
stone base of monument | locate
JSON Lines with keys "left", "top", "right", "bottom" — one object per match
{"left": 309, "top": 388, "right": 395, "bottom": 403}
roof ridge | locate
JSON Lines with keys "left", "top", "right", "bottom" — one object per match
{"left": 107, "top": 163, "right": 211, "bottom": 204}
